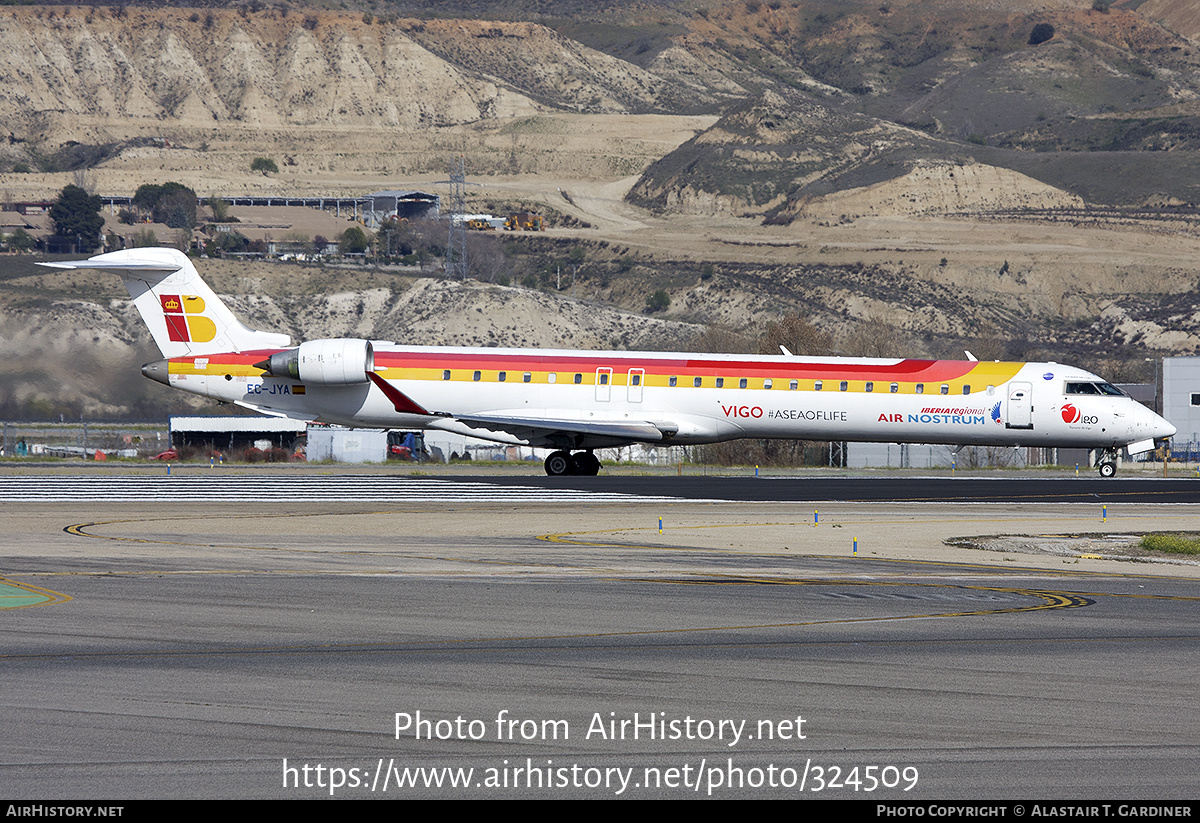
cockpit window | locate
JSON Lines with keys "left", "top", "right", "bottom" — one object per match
{"left": 1066, "top": 382, "right": 1125, "bottom": 397}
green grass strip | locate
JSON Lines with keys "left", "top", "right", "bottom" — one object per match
{"left": 1140, "top": 534, "right": 1200, "bottom": 555}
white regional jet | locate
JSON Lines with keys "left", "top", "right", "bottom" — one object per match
{"left": 43, "top": 248, "right": 1176, "bottom": 476}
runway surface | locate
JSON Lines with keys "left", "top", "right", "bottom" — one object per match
{"left": 3, "top": 472, "right": 1200, "bottom": 503}
{"left": 0, "top": 474, "right": 706, "bottom": 502}
{"left": 2, "top": 476, "right": 1198, "bottom": 799}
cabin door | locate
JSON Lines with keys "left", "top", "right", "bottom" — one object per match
{"left": 595, "top": 368, "right": 613, "bottom": 402}
{"left": 1006, "top": 382, "right": 1033, "bottom": 429}
{"left": 627, "top": 368, "right": 644, "bottom": 403}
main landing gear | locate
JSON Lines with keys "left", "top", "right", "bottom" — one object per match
{"left": 544, "top": 450, "right": 601, "bottom": 476}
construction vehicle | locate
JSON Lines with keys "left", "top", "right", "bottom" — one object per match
{"left": 505, "top": 212, "right": 545, "bottom": 231}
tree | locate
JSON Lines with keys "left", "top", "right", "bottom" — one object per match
{"left": 209, "top": 197, "right": 232, "bottom": 222}
{"left": 154, "top": 190, "right": 198, "bottom": 230}
{"left": 131, "top": 229, "right": 159, "bottom": 248}
{"left": 251, "top": 157, "right": 279, "bottom": 175}
{"left": 376, "top": 217, "right": 415, "bottom": 257}
{"left": 645, "top": 289, "right": 670, "bottom": 314}
{"left": 340, "top": 226, "right": 370, "bottom": 255}
{"left": 4, "top": 228, "right": 35, "bottom": 252}
{"left": 757, "top": 313, "right": 833, "bottom": 356}
{"left": 1028, "top": 23, "right": 1055, "bottom": 45}
{"left": 842, "top": 314, "right": 903, "bottom": 358}
{"left": 132, "top": 182, "right": 198, "bottom": 229}
{"left": 49, "top": 184, "right": 104, "bottom": 253}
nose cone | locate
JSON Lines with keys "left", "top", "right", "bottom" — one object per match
{"left": 1137, "top": 404, "right": 1176, "bottom": 440}
{"left": 1154, "top": 414, "right": 1177, "bottom": 440}
{"left": 141, "top": 359, "right": 171, "bottom": 386}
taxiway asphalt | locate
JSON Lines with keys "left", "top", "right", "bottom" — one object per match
{"left": 2, "top": 476, "right": 1198, "bottom": 799}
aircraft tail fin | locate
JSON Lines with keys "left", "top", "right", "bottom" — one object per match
{"left": 40, "top": 248, "right": 291, "bottom": 358}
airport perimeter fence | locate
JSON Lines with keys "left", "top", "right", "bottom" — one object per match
{"left": 0, "top": 421, "right": 1185, "bottom": 471}
{"left": 1, "top": 422, "right": 170, "bottom": 459}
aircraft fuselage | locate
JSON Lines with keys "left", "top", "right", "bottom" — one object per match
{"left": 146, "top": 345, "right": 1171, "bottom": 454}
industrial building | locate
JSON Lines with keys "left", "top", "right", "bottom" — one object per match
{"left": 1164, "top": 356, "right": 1200, "bottom": 460}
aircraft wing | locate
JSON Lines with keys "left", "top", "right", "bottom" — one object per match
{"left": 233, "top": 400, "right": 318, "bottom": 422}
{"left": 445, "top": 413, "right": 676, "bottom": 446}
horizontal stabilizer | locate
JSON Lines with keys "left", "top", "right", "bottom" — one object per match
{"left": 40, "top": 258, "right": 181, "bottom": 273}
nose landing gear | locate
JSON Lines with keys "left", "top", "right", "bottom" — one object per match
{"left": 1095, "top": 447, "right": 1120, "bottom": 478}
{"left": 544, "top": 450, "right": 601, "bottom": 476}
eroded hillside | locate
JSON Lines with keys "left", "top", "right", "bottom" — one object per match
{"left": 3, "top": 1, "right": 1200, "bottom": 422}
{"left": 0, "top": 258, "right": 701, "bottom": 418}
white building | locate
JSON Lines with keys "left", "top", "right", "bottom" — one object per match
{"left": 1163, "top": 357, "right": 1200, "bottom": 458}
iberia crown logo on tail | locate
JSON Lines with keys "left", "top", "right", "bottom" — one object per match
{"left": 160, "top": 294, "right": 216, "bottom": 343}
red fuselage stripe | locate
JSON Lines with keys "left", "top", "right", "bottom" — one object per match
{"left": 178, "top": 349, "right": 981, "bottom": 383}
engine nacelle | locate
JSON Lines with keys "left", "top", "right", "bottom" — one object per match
{"left": 257, "top": 339, "right": 374, "bottom": 385}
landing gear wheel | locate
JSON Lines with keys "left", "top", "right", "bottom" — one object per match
{"left": 571, "top": 452, "right": 601, "bottom": 476}
{"left": 544, "top": 451, "right": 571, "bottom": 476}
{"left": 1098, "top": 461, "right": 1117, "bottom": 478}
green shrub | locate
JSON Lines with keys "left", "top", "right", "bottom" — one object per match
{"left": 251, "top": 157, "right": 279, "bottom": 175}
{"left": 645, "top": 289, "right": 670, "bottom": 314}
{"left": 1140, "top": 534, "right": 1200, "bottom": 555}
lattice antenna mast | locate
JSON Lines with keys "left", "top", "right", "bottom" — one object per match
{"left": 445, "top": 155, "right": 468, "bottom": 280}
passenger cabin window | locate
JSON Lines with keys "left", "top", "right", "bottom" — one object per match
{"left": 574, "top": 373, "right": 582, "bottom": 384}
{"left": 694, "top": 377, "right": 702, "bottom": 388}
{"left": 670, "top": 376, "right": 678, "bottom": 387}
{"left": 599, "top": 373, "right": 608, "bottom": 385}
{"left": 548, "top": 373, "right": 557, "bottom": 384}
{"left": 815, "top": 381, "right": 823, "bottom": 391}
{"left": 916, "top": 384, "right": 925, "bottom": 394}
{"left": 962, "top": 385, "right": 970, "bottom": 395}
{"left": 986, "top": 385, "right": 995, "bottom": 395}
{"left": 739, "top": 378, "right": 748, "bottom": 389}
{"left": 498, "top": 371, "right": 506, "bottom": 382}
{"left": 442, "top": 370, "right": 451, "bottom": 381}
{"left": 631, "top": 374, "right": 640, "bottom": 386}
{"left": 940, "top": 384, "right": 949, "bottom": 395}
{"left": 789, "top": 380, "right": 798, "bottom": 390}
{"left": 523, "top": 372, "right": 531, "bottom": 383}
{"left": 865, "top": 381, "right": 874, "bottom": 393}
{"left": 716, "top": 377, "right": 724, "bottom": 388}
{"left": 839, "top": 381, "right": 848, "bottom": 392}
{"left": 473, "top": 370, "right": 481, "bottom": 382}
{"left": 890, "top": 383, "right": 899, "bottom": 393}
{"left": 764, "top": 379, "right": 773, "bottom": 389}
